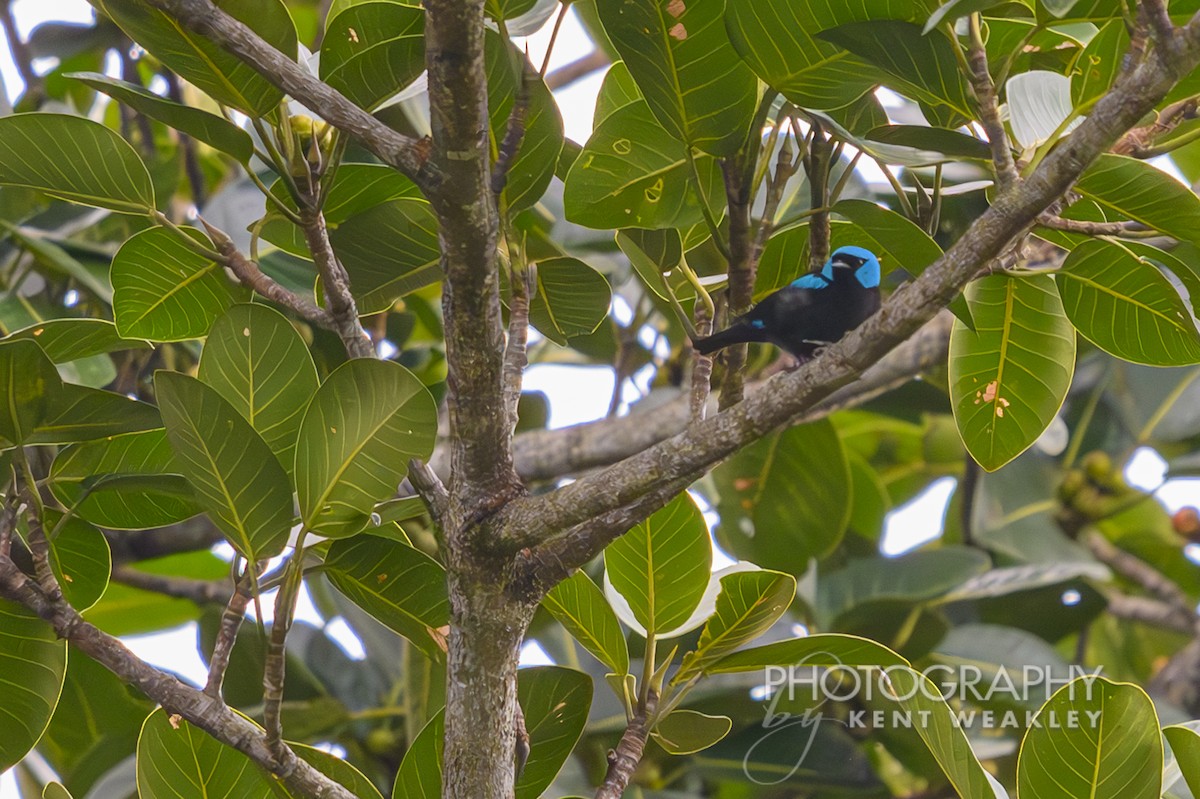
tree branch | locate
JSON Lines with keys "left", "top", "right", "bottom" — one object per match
{"left": 968, "top": 13, "right": 1019, "bottom": 190}
{"left": 146, "top": 0, "right": 435, "bottom": 190}
{"left": 502, "top": 22, "right": 1200, "bottom": 586}
{"left": 503, "top": 262, "right": 533, "bottom": 432}
{"left": 112, "top": 566, "right": 230, "bottom": 605}
{"left": 298, "top": 203, "right": 373, "bottom": 358}
{"left": 205, "top": 567, "right": 256, "bottom": 698}
{"left": 1036, "top": 214, "right": 1153, "bottom": 237}
{"left": 0, "top": 557, "right": 356, "bottom": 799}
{"left": 545, "top": 49, "right": 609, "bottom": 91}
{"left": 594, "top": 690, "right": 658, "bottom": 799}
{"left": 425, "top": 0, "right": 521, "bottom": 515}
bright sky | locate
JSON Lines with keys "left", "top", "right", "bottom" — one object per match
{"left": 2, "top": 2, "right": 1199, "bottom": 795}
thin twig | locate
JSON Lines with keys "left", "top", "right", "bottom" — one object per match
{"left": 545, "top": 49, "right": 609, "bottom": 91}
{"left": 1036, "top": 214, "right": 1154, "bottom": 237}
{"left": 968, "top": 13, "right": 1019, "bottom": 190}
{"left": 503, "top": 261, "right": 534, "bottom": 432}
{"left": 0, "top": 0, "right": 41, "bottom": 102}
{"left": 112, "top": 566, "right": 230, "bottom": 604}
{"left": 493, "top": 57, "right": 534, "bottom": 197}
{"left": 205, "top": 563, "right": 259, "bottom": 698}
{"left": 163, "top": 71, "right": 207, "bottom": 206}
{"left": 1084, "top": 530, "right": 1194, "bottom": 617}
{"left": 263, "top": 552, "right": 304, "bottom": 762}
{"left": 297, "top": 201, "right": 373, "bottom": 358}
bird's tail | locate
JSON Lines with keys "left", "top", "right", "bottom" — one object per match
{"left": 691, "top": 321, "right": 764, "bottom": 355}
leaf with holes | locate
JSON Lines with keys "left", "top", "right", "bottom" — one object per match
{"left": 598, "top": 0, "right": 757, "bottom": 155}
{"left": 528, "top": 257, "right": 611, "bottom": 345}
{"left": 1070, "top": 19, "right": 1128, "bottom": 110}
{"left": 542, "top": 570, "right": 629, "bottom": 675}
{"left": 112, "top": 227, "right": 247, "bottom": 341}
{"left": 1017, "top": 677, "right": 1161, "bottom": 799}
{"left": 0, "top": 601, "right": 67, "bottom": 772}
{"left": 321, "top": 2, "right": 425, "bottom": 112}
{"left": 156, "top": 371, "right": 293, "bottom": 561}
{"left": 67, "top": 72, "right": 255, "bottom": 163}
{"left": 0, "top": 114, "right": 154, "bottom": 213}
{"left": 96, "top": 0, "right": 297, "bottom": 115}
{"left": 1056, "top": 239, "right": 1200, "bottom": 366}
{"left": 605, "top": 492, "right": 711, "bottom": 636}
{"left": 674, "top": 569, "right": 795, "bottom": 683}
{"left": 564, "top": 99, "right": 724, "bottom": 230}
{"left": 296, "top": 359, "right": 436, "bottom": 537}
{"left": 325, "top": 534, "right": 449, "bottom": 661}
{"left": 199, "top": 304, "right": 319, "bottom": 476}
{"left": 136, "top": 707, "right": 276, "bottom": 798}
{"left": 949, "top": 274, "right": 1075, "bottom": 471}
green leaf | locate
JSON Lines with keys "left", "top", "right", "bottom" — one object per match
{"left": 324, "top": 534, "right": 450, "bottom": 661}
{"left": 673, "top": 569, "right": 796, "bottom": 683}
{"left": 67, "top": 72, "right": 255, "bottom": 163}
{"left": 0, "top": 600, "right": 67, "bottom": 771}
{"left": 5, "top": 318, "right": 148, "bottom": 363}
{"left": 30, "top": 384, "right": 161, "bottom": 445}
{"left": 43, "top": 784, "right": 72, "bottom": 799}
{"left": 1075, "top": 154, "right": 1200, "bottom": 247}
{"left": 1057, "top": 239, "right": 1200, "bottom": 366}
{"left": 49, "top": 429, "right": 201, "bottom": 530}
{"left": 924, "top": 0, "right": 1030, "bottom": 33}
{"left": 528, "top": 257, "right": 612, "bottom": 344}
{"left": 541, "top": 570, "right": 630, "bottom": 675}
{"left": 707, "top": 632, "right": 908, "bottom": 674}
{"left": 1165, "top": 724, "right": 1200, "bottom": 797}
{"left": 598, "top": 0, "right": 757, "bottom": 155}
{"left": 818, "top": 21, "right": 973, "bottom": 120}
{"left": 863, "top": 125, "right": 994, "bottom": 163}
{"left": 485, "top": 31, "right": 564, "bottom": 211}
{"left": 96, "top": 0, "right": 297, "bottom": 115}
{"left": 290, "top": 744, "right": 384, "bottom": 799}
{"left": 949, "top": 273, "right": 1076, "bottom": 471}
{"left": 563, "top": 99, "right": 724, "bottom": 230}
{"left": 817, "top": 548, "right": 991, "bottom": 628}
{"left": 604, "top": 492, "right": 712, "bottom": 636}
{"left": 198, "top": 304, "right": 319, "bottom": 476}
{"left": 112, "top": 226, "right": 247, "bottom": 341}
{"left": 879, "top": 667, "right": 996, "bottom": 797}
{"left": 0, "top": 114, "right": 154, "bottom": 213}
{"left": 714, "top": 420, "right": 851, "bottom": 572}
{"left": 329, "top": 199, "right": 441, "bottom": 315}
{"left": 0, "top": 224, "right": 113, "bottom": 303}
{"left": 0, "top": 338, "right": 62, "bottom": 448}
{"left": 296, "top": 359, "right": 436, "bottom": 537}
{"left": 515, "top": 667, "right": 592, "bottom": 799}
{"left": 485, "top": 0, "right": 536, "bottom": 22}
{"left": 1070, "top": 18, "right": 1128, "bottom": 109}
{"left": 393, "top": 711, "right": 443, "bottom": 799}
{"left": 616, "top": 228, "right": 685, "bottom": 301}
{"left": 725, "top": 0, "right": 921, "bottom": 109}
{"left": 1017, "top": 677, "right": 1161, "bottom": 799}
{"left": 43, "top": 510, "right": 111, "bottom": 612}
{"left": 136, "top": 707, "right": 275, "bottom": 798}
{"left": 594, "top": 60, "right": 642, "bottom": 124}
{"left": 320, "top": 2, "right": 425, "bottom": 112}
{"left": 156, "top": 371, "right": 293, "bottom": 561}
{"left": 833, "top": 199, "right": 944, "bottom": 276}
{"left": 84, "top": 550, "right": 228, "bottom": 635}
{"left": 652, "top": 710, "right": 732, "bottom": 755}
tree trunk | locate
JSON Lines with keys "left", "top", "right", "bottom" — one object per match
{"left": 442, "top": 574, "right": 536, "bottom": 799}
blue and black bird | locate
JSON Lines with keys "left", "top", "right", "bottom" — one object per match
{"left": 692, "top": 245, "right": 882, "bottom": 361}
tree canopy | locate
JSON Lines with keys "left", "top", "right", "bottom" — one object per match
{"left": 2, "top": 0, "right": 1200, "bottom": 798}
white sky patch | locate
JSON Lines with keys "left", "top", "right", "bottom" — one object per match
{"left": 1150, "top": 154, "right": 1189, "bottom": 185}
{"left": 880, "top": 476, "right": 957, "bottom": 556}
{"left": 324, "top": 617, "right": 367, "bottom": 661}
{"left": 122, "top": 622, "right": 209, "bottom": 687}
{"left": 519, "top": 639, "right": 554, "bottom": 667}
{"left": 522, "top": 363, "right": 615, "bottom": 427}
{"left": 1126, "top": 446, "right": 1168, "bottom": 492}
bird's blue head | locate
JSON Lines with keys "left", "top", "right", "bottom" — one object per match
{"left": 829, "top": 245, "right": 881, "bottom": 289}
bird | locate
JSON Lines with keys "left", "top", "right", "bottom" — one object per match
{"left": 691, "top": 245, "right": 882, "bottom": 362}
